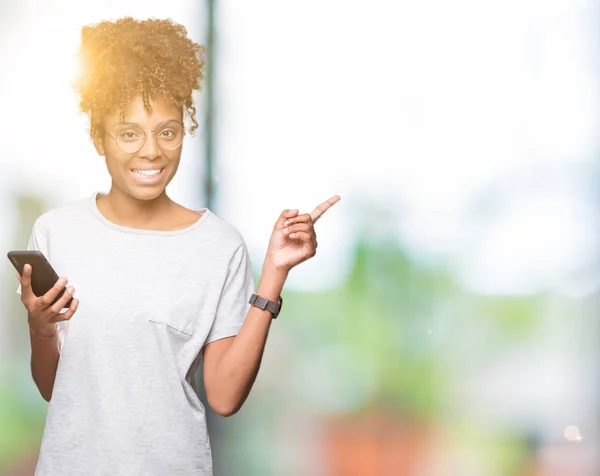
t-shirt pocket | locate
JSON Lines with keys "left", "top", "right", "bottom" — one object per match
{"left": 147, "top": 282, "right": 210, "bottom": 336}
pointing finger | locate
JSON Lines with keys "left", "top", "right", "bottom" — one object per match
{"left": 310, "top": 195, "right": 341, "bottom": 223}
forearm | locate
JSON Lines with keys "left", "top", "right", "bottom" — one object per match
{"left": 207, "top": 264, "right": 287, "bottom": 415}
{"left": 29, "top": 319, "right": 60, "bottom": 402}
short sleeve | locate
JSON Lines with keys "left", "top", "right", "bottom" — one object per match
{"left": 15, "top": 216, "right": 66, "bottom": 349}
{"left": 205, "top": 242, "right": 256, "bottom": 345}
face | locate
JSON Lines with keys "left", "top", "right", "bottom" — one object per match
{"left": 94, "top": 95, "right": 184, "bottom": 201}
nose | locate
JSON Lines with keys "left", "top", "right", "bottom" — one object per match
{"left": 137, "top": 131, "right": 161, "bottom": 160}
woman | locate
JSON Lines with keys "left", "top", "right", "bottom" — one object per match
{"left": 16, "top": 17, "right": 339, "bottom": 475}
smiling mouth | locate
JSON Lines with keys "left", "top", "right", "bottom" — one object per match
{"left": 131, "top": 168, "right": 165, "bottom": 177}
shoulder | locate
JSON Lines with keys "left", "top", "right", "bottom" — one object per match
{"left": 31, "top": 195, "right": 92, "bottom": 234}
{"left": 202, "top": 210, "right": 247, "bottom": 252}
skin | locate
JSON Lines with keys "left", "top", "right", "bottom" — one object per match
{"left": 19, "top": 94, "right": 341, "bottom": 413}
{"left": 93, "top": 95, "right": 201, "bottom": 231}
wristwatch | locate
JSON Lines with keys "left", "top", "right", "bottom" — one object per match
{"left": 248, "top": 293, "right": 283, "bottom": 319}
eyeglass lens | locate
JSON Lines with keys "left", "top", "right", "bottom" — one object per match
{"left": 115, "top": 122, "right": 184, "bottom": 153}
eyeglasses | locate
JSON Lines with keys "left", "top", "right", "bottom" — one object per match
{"left": 105, "top": 120, "right": 185, "bottom": 154}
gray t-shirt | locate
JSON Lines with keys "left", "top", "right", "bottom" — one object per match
{"left": 18, "top": 192, "right": 256, "bottom": 475}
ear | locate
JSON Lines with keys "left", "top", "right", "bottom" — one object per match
{"left": 93, "top": 129, "right": 106, "bottom": 156}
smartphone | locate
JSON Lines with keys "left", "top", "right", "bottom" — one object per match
{"left": 7, "top": 250, "right": 73, "bottom": 309}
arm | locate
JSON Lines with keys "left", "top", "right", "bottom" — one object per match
{"left": 202, "top": 196, "right": 340, "bottom": 416}
{"left": 18, "top": 265, "right": 79, "bottom": 402}
{"left": 202, "top": 264, "right": 287, "bottom": 416}
{"left": 29, "top": 319, "right": 61, "bottom": 402}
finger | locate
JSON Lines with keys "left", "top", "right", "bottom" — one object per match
{"left": 310, "top": 195, "right": 341, "bottom": 223}
{"left": 20, "top": 264, "right": 35, "bottom": 302}
{"left": 37, "top": 277, "right": 68, "bottom": 310}
{"left": 276, "top": 208, "right": 299, "bottom": 229}
{"left": 288, "top": 232, "right": 317, "bottom": 257}
{"left": 283, "top": 213, "right": 312, "bottom": 227}
{"left": 283, "top": 223, "right": 313, "bottom": 236}
{"left": 288, "top": 230, "right": 314, "bottom": 241}
{"left": 49, "top": 286, "right": 76, "bottom": 315}
{"left": 51, "top": 299, "right": 79, "bottom": 323}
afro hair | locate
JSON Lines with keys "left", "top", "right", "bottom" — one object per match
{"left": 75, "top": 17, "right": 206, "bottom": 138}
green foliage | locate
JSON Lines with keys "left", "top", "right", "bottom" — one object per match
{"left": 0, "top": 373, "right": 45, "bottom": 472}
{"left": 282, "top": 235, "right": 542, "bottom": 422}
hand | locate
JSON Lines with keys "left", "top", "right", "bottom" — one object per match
{"left": 264, "top": 195, "right": 341, "bottom": 273}
{"left": 18, "top": 264, "right": 79, "bottom": 337}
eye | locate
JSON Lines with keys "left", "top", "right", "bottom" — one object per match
{"left": 117, "top": 131, "right": 141, "bottom": 141}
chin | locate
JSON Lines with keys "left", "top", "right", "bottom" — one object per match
{"left": 128, "top": 186, "right": 168, "bottom": 201}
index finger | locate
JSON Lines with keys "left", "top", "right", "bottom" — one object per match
{"left": 310, "top": 195, "right": 341, "bottom": 223}
{"left": 37, "top": 277, "right": 69, "bottom": 309}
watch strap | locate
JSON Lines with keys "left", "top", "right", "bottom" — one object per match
{"left": 249, "top": 293, "right": 283, "bottom": 319}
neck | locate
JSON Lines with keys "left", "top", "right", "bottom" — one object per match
{"left": 98, "top": 186, "right": 174, "bottom": 229}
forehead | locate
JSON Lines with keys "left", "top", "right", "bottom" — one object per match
{"left": 105, "top": 95, "right": 183, "bottom": 127}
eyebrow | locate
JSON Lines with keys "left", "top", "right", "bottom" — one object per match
{"left": 113, "top": 120, "right": 183, "bottom": 128}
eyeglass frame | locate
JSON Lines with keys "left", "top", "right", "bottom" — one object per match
{"left": 104, "top": 120, "right": 186, "bottom": 154}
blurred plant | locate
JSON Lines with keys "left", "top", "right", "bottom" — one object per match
{"left": 282, "top": 237, "right": 451, "bottom": 421}
{"left": 0, "top": 369, "right": 45, "bottom": 473}
{"left": 0, "top": 193, "right": 50, "bottom": 471}
{"left": 281, "top": 230, "right": 543, "bottom": 424}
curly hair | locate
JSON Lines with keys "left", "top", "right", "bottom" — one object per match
{"left": 75, "top": 17, "right": 206, "bottom": 138}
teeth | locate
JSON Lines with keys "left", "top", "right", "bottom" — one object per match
{"left": 133, "top": 169, "right": 162, "bottom": 177}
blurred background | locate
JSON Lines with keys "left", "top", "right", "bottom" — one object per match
{"left": 1, "top": 0, "right": 599, "bottom": 474}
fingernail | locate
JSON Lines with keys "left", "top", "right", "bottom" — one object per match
{"left": 67, "top": 287, "right": 75, "bottom": 294}
{"left": 59, "top": 278, "right": 67, "bottom": 286}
